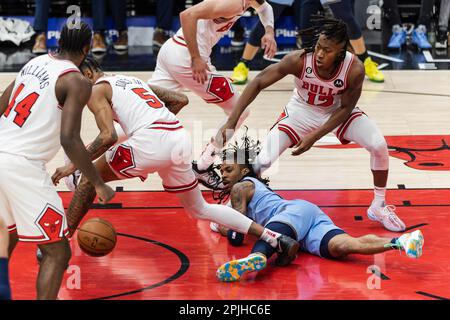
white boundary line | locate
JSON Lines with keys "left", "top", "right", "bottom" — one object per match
{"left": 423, "top": 50, "right": 450, "bottom": 63}
{"left": 367, "top": 50, "right": 404, "bottom": 63}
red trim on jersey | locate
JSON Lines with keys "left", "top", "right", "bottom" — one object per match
{"left": 163, "top": 179, "right": 199, "bottom": 193}
{"left": 172, "top": 36, "right": 187, "bottom": 47}
{"left": 336, "top": 112, "right": 363, "bottom": 144}
{"left": 7, "top": 224, "right": 16, "bottom": 232}
{"left": 58, "top": 69, "right": 80, "bottom": 78}
{"left": 278, "top": 124, "right": 301, "bottom": 148}
{"left": 343, "top": 54, "right": 356, "bottom": 90}
{"left": 152, "top": 121, "right": 180, "bottom": 125}
{"left": 149, "top": 126, "right": 184, "bottom": 131}
{"left": 312, "top": 52, "right": 345, "bottom": 82}
{"left": 299, "top": 53, "right": 307, "bottom": 80}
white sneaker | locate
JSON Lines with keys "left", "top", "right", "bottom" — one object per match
{"left": 367, "top": 204, "right": 406, "bottom": 232}
{"left": 63, "top": 154, "right": 81, "bottom": 192}
{"left": 396, "top": 230, "right": 424, "bottom": 258}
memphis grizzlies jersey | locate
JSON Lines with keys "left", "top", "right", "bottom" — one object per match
{"left": 294, "top": 51, "right": 355, "bottom": 115}
{"left": 0, "top": 53, "right": 79, "bottom": 163}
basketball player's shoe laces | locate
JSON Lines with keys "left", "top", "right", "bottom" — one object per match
{"left": 275, "top": 235, "right": 300, "bottom": 266}
{"left": 216, "top": 253, "right": 267, "bottom": 282}
{"left": 63, "top": 154, "right": 81, "bottom": 192}
{"left": 192, "top": 161, "right": 224, "bottom": 190}
{"left": 367, "top": 204, "right": 406, "bottom": 232}
{"left": 385, "top": 230, "right": 424, "bottom": 258}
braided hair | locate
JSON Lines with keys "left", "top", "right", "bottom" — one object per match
{"left": 213, "top": 127, "right": 269, "bottom": 204}
{"left": 80, "top": 56, "right": 102, "bottom": 74}
{"left": 58, "top": 20, "right": 92, "bottom": 55}
{"left": 298, "top": 15, "right": 351, "bottom": 62}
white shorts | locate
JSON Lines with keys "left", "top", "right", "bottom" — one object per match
{"left": 149, "top": 37, "right": 236, "bottom": 105}
{"left": 0, "top": 153, "right": 68, "bottom": 243}
{"left": 272, "top": 94, "right": 366, "bottom": 146}
{"left": 105, "top": 124, "right": 198, "bottom": 193}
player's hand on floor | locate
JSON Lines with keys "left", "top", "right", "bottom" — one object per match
{"left": 261, "top": 33, "right": 277, "bottom": 59}
{"left": 95, "top": 184, "right": 115, "bottom": 204}
{"left": 51, "top": 164, "right": 76, "bottom": 185}
{"left": 191, "top": 57, "right": 210, "bottom": 84}
{"left": 291, "top": 134, "right": 318, "bottom": 156}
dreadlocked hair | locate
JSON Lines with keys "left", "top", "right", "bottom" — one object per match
{"left": 58, "top": 20, "right": 92, "bottom": 55}
{"left": 80, "top": 56, "right": 102, "bottom": 74}
{"left": 297, "top": 15, "right": 351, "bottom": 60}
{"left": 212, "top": 127, "right": 270, "bottom": 204}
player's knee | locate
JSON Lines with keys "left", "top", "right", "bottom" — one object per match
{"left": 40, "top": 241, "right": 72, "bottom": 265}
{"left": 368, "top": 138, "right": 388, "bottom": 158}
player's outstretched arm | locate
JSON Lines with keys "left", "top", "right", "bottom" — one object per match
{"left": 216, "top": 51, "right": 304, "bottom": 147}
{"left": 56, "top": 72, "right": 115, "bottom": 204}
{"left": 250, "top": 0, "right": 277, "bottom": 58}
{"left": 148, "top": 84, "right": 189, "bottom": 115}
{"left": 0, "top": 81, "right": 15, "bottom": 117}
{"left": 51, "top": 82, "right": 118, "bottom": 185}
{"left": 291, "top": 58, "right": 365, "bottom": 156}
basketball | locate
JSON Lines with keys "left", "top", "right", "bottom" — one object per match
{"left": 77, "top": 218, "right": 117, "bottom": 257}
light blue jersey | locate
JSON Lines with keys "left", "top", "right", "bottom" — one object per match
{"left": 243, "top": 177, "right": 343, "bottom": 257}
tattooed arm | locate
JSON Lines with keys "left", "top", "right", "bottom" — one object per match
{"left": 216, "top": 181, "right": 255, "bottom": 236}
{"left": 148, "top": 84, "right": 189, "bottom": 115}
{"left": 52, "top": 82, "right": 118, "bottom": 185}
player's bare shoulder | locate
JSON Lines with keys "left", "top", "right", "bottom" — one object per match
{"left": 55, "top": 71, "right": 91, "bottom": 104}
{"left": 347, "top": 54, "right": 365, "bottom": 87}
{"left": 231, "top": 180, "right": 256, "bottom": 201}
{"left": 278, "top": 49, "right": 306, "bottom": 76}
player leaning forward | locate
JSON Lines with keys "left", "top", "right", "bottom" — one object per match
{"left": 216, "top": 17, "right": 406, "bottom": 232}
{"left": 148, "top": 0, "right": 277, "bottom": 188}
{"left": 0, "top": 22, "right": 115, "bottom": 300}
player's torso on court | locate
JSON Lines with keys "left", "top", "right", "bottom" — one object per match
{"left": 293, "top": 51, "right": 355, "bottom": 115}
{"left": 0, "top": 53, "right": 79, "bottom": 163}
{"left": 174, "top": 0, "right": 249, "bottom": 59}
{"left": 96, "top": 75, "right": 178, "bottom": 136}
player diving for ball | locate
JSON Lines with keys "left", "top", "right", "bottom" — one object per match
{"left": 148, "top": 0, "right": 277, "bottom": 190}
{"left": 210, "top": 133, "right": 424, "bottom": 282}
{"left": 51, "top": 57, "right": 300, "bottom": 262}
{"left": 215, "top": 17, "right": 406, "bottom": 232}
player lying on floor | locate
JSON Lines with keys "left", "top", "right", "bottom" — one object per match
{"left": 211, "top": 133, "right": 424, "bottom": 282}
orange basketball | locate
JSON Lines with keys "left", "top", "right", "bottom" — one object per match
{"left": 77, "top": 218, "right": 117, "bottom": 257}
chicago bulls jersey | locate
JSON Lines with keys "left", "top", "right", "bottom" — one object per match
{"left": 95, "top": 75, "right": 178, "bottom": 136}
{"left": 0, "top": 54, "right": 79, "bottom": 163}
{"left": 294, "top": 51, "right": 355, "bottom": 114}
{"left": 173, "top": 0, "right": 249, "bottom": 59}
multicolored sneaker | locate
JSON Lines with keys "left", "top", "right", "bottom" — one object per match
{"left": 364, "top": 57, "right": 384, "bottom": 83}
{"left": 367, "top": 204, "right": 406, "bottom": 232}
{"left": 216, "top": 253, "right": 267, "bottom": 282}
{"left": 393, "top": 230, "right": 424, "bottom": 258}
{"left": 231, "top": 62, "right": 249, "bottom": 85}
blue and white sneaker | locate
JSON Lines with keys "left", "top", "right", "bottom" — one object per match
{"left": 63, "top": 154, "right": 81, "bottom": 192}
{"left": 412, "top": 25, "right": 432, "bottom": 49}
{"left": 396, "top": 230, "right": 424, "bottom": 258}
{"left": 388, "top": 25, "right": 407, "bottom": 49}
{"left": 216, "top": 253, "right": 267, "bottom": 282}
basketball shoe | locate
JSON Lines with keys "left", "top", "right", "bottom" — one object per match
{"left": 216, "top": 253, "right": 267, "bottom": 282}
{"left": 63, "top": 154, "right": 81, "bottom": 192}
{"left": 389, "top": 230, "right": 424, "bottom": 258}
{"left": 231, "top": 62, "right": 249, "bottom": 85}
{"left": 192, "top": 161, "right": 224, "bottom": 190}
{"left": 367, "top": 204, "right": 406, "bottom": 232}
{"left": 364, "top": 57, "right": 384, "bottom": 83}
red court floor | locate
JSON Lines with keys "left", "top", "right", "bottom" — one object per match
{"left": 9, "top": 189, "right": 450, "bottom": 300}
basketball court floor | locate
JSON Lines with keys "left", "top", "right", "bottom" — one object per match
{"left": 2, "top": 69, "right": 450, "bottom": 300}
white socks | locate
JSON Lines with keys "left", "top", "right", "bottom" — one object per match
{"left": 260, "top": 228, "right": 282, "bottom": 248}
{"left": 371, "top": 186, "right": 386, "bottom": 208}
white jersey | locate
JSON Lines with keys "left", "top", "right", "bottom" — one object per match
{"left": 96, "top": 75, "right": 179, "bottom": 136}
{"left": 294, "top": 51, "right": 355, "bottom": 115}
{"left": 173, "top": 0, "right": 249, "bottom": 59}
{"left": 0, "top": 53, "right": 79, "bottom": 163}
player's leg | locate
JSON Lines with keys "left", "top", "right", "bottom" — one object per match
{"left": 66, "top": 154, "right": 120, "bottom": 236}
{"left": 327, "top": 230, "right": 424, "bottom": 259}
{"left": 337, "top": 111, "right": 405, "bottom": 231}
{"left": 217, "top": 222, "right": 298, "bottom": 282}
{"left": 253, "top": 127, "right": 294, "bottom": 175}
{"left": 36, "top": 238, "right": 71, "bottom": 300}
